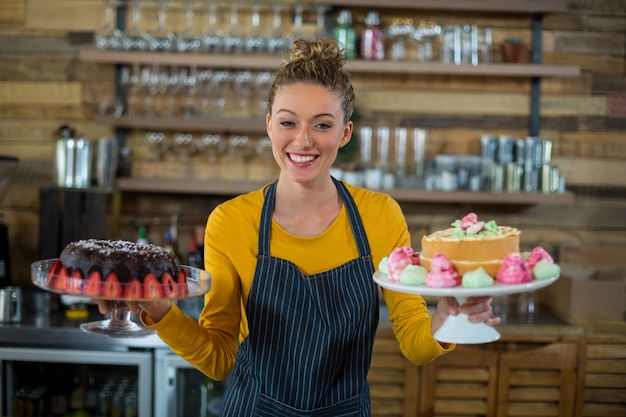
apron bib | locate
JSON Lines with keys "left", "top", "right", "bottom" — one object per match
{"left": 219, "top": 179, "right": 378, "bottom": 416}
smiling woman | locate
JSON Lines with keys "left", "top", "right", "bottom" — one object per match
{"left": 95, "top": 38, "right": 496, "bottom": 417}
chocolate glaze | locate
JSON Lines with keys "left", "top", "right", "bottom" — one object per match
{"left": 60, "top": 239, "right": 182, "bottom": 282}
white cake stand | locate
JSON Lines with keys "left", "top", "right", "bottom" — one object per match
{"left": 373, "top": 272, "right": 559, "bottom": 344}
{"left": 32, "top": 259, "right": 211, "bottom": 338}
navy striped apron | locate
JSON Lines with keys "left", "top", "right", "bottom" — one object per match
{"left": 219, "top": 178, "right": 378, "bottom": 416}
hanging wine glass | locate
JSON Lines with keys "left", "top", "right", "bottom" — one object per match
{"left": 120, "top": 63, "right": 140, "bottom": 116}
{"left": 253, "top": 70, "right": 273, "bottom": 118}
{"left": 290, "top": 5, "right": 306, "bottom": 42}
{"left": 95, "top": 0, "right": 123, "bottom": 49}
{"left": 232, "top": 70, "right": 253, "bottom": 118}
{"left": 173, "top": 132, "right": 196, "bottom": 178}
{"left": 176, "top": 0, "right": 202, "bottom": 53}
{"left": 181, "top": 66, "right": 199, "bottom": 119}
{"left": 197, "top": 134, "right": 225, "bottom": 178}
{"left": 256, "top": 136, "right": 276, "bottom": 181}
{"left": 267, "top": 5, "right": 289, "bottom": 55}
{"left": 146, "top": 131, "right": 169, "bottom": 160}
{"left": 223, "top": 4, "right": 244, "bottom": 54}
{"left": 145, "top": 131, "right": 170, "bottom": 178}
{"left": 202, "top": 2, "right": 223, "bottom": 53}
{"left": 140, "top": 64, "right": 161, "bottom": 117}
{"left": 229, "top": 134, "right": 252, "bottom": 180}
{"left": 197, "top": 68, "right": 214, "bottom": 118}
{"left": 210, "top": 70, "right": 230, "bottom": 117}
{"left": 122, "top": 0, "right": 152, "bottom": 51}
{"left": 149, "top": 0, "right": 176, "bottom": 51}
{"left": 245, "top": 5, "right": 267, "bottom": 54}
{"left": 314, "top": 6, "right": 329, "bottom": 39}
{"left": 165, "top": 66, "right": 184, "bottom": 118}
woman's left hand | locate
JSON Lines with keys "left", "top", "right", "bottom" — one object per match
{"left": 431, "top": 296, "right": 501, "bottom": 335}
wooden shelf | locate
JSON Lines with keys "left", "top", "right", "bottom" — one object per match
{"left": 115, "top": 177, "right": 575, "bottom": 205}
{"left": 79, "top": 48, "right": 580, "bottom": 78}
{"left": 314, "top": 0, "right": 568, "bottom": 13}
{"left": 95, "top": 115, "right": 267, "bottom": 133}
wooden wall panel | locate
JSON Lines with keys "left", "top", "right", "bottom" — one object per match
{"left": 0, "top": 0, "right": 625, "bottom": 294}
{"left": 0, "top": 0, "right": 25, "bottom": 23}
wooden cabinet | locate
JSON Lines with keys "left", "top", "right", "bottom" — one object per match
{"left": 578, "top": 337, "right": 626, "bottom": 417}
{"left": 417, "top": 341, "right": 580, "bottom": 417}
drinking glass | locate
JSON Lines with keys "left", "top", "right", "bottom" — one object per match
{"left": 255, "top": 136, "right": 275, "bottom": 180}
{"left": 173, "top": 133, "right": 195, "bottom": 178}
{"left": 95, "top": 0, "right": 123, "bottom": 50}
{"left": 197, "top": 68, "right": 213, "bottom": 118}
{"left": 232, "top": 70, "right": 253, "bottom": 118}
{"left": 210, "top": 70, "right": 230, "bottom": 117}
{"left": 267, "top": 5, "right": 289, "bottom": 55}
{"left": 181, "top": 66, "right": 199, "bottom": 119}
{"left": 198, "top": 134, "right": 224, "bottom": 163}
{"left": 149, "top": 0, "right": 176, "bottom": 51}
{"left": 176, "top": 0, "right": 202, "bottom": 52}
{"left": 202, "top": 2, "right": 223, "bottom": 53}
{"left": 145, "top": 131, "right": 170, "bottom": 174}
{"left": 516, "top": 291, "right": 537, "bottom": 323}
{"left": 411, "top": 128, "right": 426, "bottom": 182}
{"left": 164, "top": 66, "right": 186, "bottom": 118}
{"left": 245, "top": 5, "right": 268, "bottom": 54}
{"left": 394, "top": 127, "right": 408, "bottom": 185}
{"left": 315, "top": 6, "right": 329, "bottom": 39}
{"left": 122, "top": 0, "right": 152, "bottom": 51}
{"left": 479, "top": 27, "right": 493, "bottom": 63}
{"left": 140, "top": 64, "right": 161, "bottom": 117}
{"left": 229, "top": 135, "right": 252, "bottom": 180}
{"left": 223, "top": 5, "right": 244, "bottom": 54}
{"left": 291, "top": 5, "right": 305, "bottom": 42}
{"left": 120, "top": 63, "right": 140, "bottom": 116}
{"left": 253, "top": 70, "right": 273, "bottom": 118}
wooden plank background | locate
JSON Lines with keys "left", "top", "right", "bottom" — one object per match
{"left": 0, "top": 0, "right": 625, "bottom": 292}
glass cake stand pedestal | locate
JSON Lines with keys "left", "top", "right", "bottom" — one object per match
{"left": 32, "top": 259, "right": 211, "bottom": 338}
{"left": 373, "top": 272, "right": 559, "bottom": 344}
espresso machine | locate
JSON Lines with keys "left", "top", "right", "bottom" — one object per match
{"left": 0, "top": 156, "right": 18, "bottom": 287}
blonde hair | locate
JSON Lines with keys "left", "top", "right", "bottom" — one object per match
{"left": 268, "top": 38, "right": 355, "bottom": 124}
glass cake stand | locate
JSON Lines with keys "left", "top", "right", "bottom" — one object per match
{"left": 32, "top": 259, "right": 211, "bottom": 338}
{"left": 373, "top": 272, "right": 559, "bottom": 344}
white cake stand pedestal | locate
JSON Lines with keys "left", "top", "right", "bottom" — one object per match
{"left": 373, "top": 272, "right": 559, "bottom": 344}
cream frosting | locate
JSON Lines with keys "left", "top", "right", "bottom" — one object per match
{"left": 462, "top": 267, "right": 494, "bottom": 288}
{"left": 497, "top": 252, "right": 532, "bottom": 284}
{"left": 399, "top": 265, "right": 428, "bottom": 285}
{"left": 426, "top": 253, "right": 460, "bottom": 288}
{"left": 533, "top": 259, "right": 560, "bottom": 280}
{"left": 387, "top": 246, "right": 420, "bottom": 281}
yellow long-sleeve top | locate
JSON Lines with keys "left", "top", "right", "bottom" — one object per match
{"left": 142, "top": 182, "right": 453, "bottom": 380}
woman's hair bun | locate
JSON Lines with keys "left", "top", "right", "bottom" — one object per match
{"left": 287, "top": 38, "right": 345, "bottom": 70}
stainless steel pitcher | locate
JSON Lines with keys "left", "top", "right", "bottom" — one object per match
{"left": 55, "top": 137, "right": 93, "bottom": 188}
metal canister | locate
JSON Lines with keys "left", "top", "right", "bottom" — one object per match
{"left": 491, "top": 163, "right": 504, "bottom": 192}
{"left": 505, "top": 163, "right": 523, "bottom": 192}
{"left": 55, "top": 137, "right": 93, "bottom": 188}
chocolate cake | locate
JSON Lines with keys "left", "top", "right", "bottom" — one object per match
{"left": 48, "top": 239, "right": 187, "bottom": 298}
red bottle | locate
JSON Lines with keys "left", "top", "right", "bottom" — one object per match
{"left": 361, "top": 11, "right": 384, "bottom": 60}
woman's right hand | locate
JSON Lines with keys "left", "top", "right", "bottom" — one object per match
{"left": 94, "top": 298, "right": 173, "bottom": 323}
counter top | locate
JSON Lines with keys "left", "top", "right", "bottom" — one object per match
{"left": 0, "top": 306, "right": 167, "bottom": 350}
{"left": 1, "top": 302, "right": 621, "bottom": 352}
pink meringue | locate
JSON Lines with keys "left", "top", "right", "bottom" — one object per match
{"left": 497, "top": 252, "right": 532, "bottom": 284}
{"left": 526, "top": 246, "right": 554, "bottom": 268}
{"left": 387, "top": 246, "right": 419, "bottom": 281}
{"left": 426, "top": 253, "right": 460, "bottom": 288}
